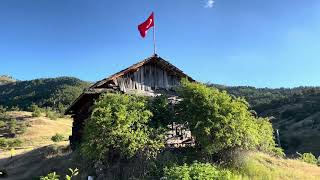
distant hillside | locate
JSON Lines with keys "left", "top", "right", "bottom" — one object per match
{"left": 0, "top": 75, "right": 16, "bottom": 85}
{"left": 211, "top": 84, "right": 320, "bottom": 156}
{"left": 0, "top": 77, "right": 91, "bottom": 111}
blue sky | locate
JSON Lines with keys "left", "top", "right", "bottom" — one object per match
{"left": 0, "top": 0, "right": 320, "bottom": 88}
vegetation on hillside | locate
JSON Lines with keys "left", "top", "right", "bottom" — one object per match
{"left": 211, "top": 84, "right": 320, "bottom": 156}
{"left": 0, "top": 77, "right": 91, "bottom": 111}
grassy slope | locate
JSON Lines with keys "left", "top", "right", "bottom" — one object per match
{"left": 0, "top": 111, "right": 72, "bottom": 159}
{"left": 0, "top": 111, "right": 87, "bottom": 180}
{"left": 0, "top": 111, "right": 75, "bottom": 180}
{"left": 239, "top": 152, "right": 320, "bottom": 180}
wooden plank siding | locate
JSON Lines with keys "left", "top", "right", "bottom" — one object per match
{"left": 116, "top": 63, "right": 181, "bottom": 94}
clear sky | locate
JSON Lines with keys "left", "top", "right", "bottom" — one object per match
{"left": 0, "top": 0, "right": 320, "bottom": 88}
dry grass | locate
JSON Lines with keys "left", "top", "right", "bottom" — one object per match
{"left": 0, "top": 111, "right": 72, "bottom": 158}
{"left": 239, "top": 152, "right": 320, "bottom": 180}
{"left": 0, "top": 144, "right": 78, "bottom": 180}
{"left": 0, "top": 112, "right": 87, "bottom": 179}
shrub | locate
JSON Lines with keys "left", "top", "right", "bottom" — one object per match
{"left": 17, "top": 122, "right": 27, "bottom": 134}
{"left": 175, "top": 80, "right": 278, "bottom": 155}
{"left": 0, "top": 138, "right": 22, "bottom": 149}
{"left": 40, "top": 172, "right": 60, "bottom": 180}
{"left": 51, "top": 133, "right": 64, "bottom": 142}
{"left": 8, "top": 119, "right": 17, "bottom": 134}
{"left": 45, "top": 109, "right": 59, "bottom": 120}
{"left": 31, "top": 104, "right": 42, "bottom": 117}
{"left": 81, "top": 93, "right": 164, "bottom": 162}
{"left": 0, "top": 120, "right": 6, "bottom": 128}
{"left": 40, "top": 168, "right": 79, "bottom": 180}
{"left": 10, "top": 106, "right": 20, "bottom": 111}
{"left": 0, "top": 106, "right": 6, "bottom": 114}
{"left": 164, "top": 162, "right": 240, "bottom": 180}
{"left": 317, "top": 156, "right": 320, "bottom": 166}
{"left": 299, "top": 153, "right": 317, "bottom": 165}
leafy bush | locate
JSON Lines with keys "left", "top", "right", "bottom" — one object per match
{"left": 17, "top": 122, "right": 27, "bottom": 134}
{"left": 0, "top": 120, "right": 6, "bottom": 128}
{"left": 164, "top": 162, "right": 240, "bottom": 180}
{"left": 40, "top": 168, "right": 79, "bottom": 180}
{"left": 176, "top": 80, "right": 278, "bottom": 155}
{"left": 317, "top": 156, "right": 320, "bottom": 166}
{"left": 148, "top": 95, "right": 175, "bottom": 129}
{"left": 0, "top": 138, "right": 22, "bottom": 149}
{"left": 8, "top": 119, "right": 17, "bottom": 134}
{"left": 51, "top": 133, "right": 64, "bottom": 142}
{"left": 81, "top": 93, "right": 164, "bottom": 162}
{"left": 45, "top": 109, "right": 59, "bottom": 120}
{"left": 31, "top": 104, "right": 42, "bottom": 117}
{"left": 299, "top": 153, "right": 317, "bottom": 165}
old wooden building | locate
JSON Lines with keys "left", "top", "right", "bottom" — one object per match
{"left": 65, "top": 55, "right": 194, "bottom": 149}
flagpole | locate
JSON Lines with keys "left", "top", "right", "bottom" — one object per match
{"left": 153, "top": 13, "right": 156, "bottom": 56}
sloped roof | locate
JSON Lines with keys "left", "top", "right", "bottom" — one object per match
{"left": 91, "top": 55, "right": 194, "bottom": 88}
{"left": 65, "top": 54, "right": 194, "bottom": 114}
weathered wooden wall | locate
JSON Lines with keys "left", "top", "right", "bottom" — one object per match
{"left": 115, "top": 63, "right": 181, "bottom": 93}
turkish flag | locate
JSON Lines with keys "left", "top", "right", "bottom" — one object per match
{"left": 138, "top": 12, "right": 154, "bottom": 38}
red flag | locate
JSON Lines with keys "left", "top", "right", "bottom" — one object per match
{"left": 138, "top": 12, "right": 154, "bottom": 38}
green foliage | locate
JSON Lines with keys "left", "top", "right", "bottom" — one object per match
{"left": 256, "top": 118, "right": 280, "bottom": 154}
{"left": 317, "top": 156, "right": 320, "bottom": 166}
{"left": 0, "top": 77, "right": 90, "bottom": 111}
{"left": 17, "top": 122, "right": 27, "bottom": 134}
{"left": 210, "top": 84, "right": 320, "bottom": 156}
{"left": 176, "top": 80, "right": 277, "bottom": 155}
{"left": 0, "top": 120, "right": 6, "bottom": 128}
{"left": 31, "top": 104, "right": 42, "bottom": 117}
{"left": 51, "top": 133, "right": 64, "bottom": 142}
{"left": 65, "top": 168, "right": 79, "bottom": 180}
{"left": 8, "top": 119, "right": 17, "bottom": 134}
{"left": 164, "top": 162, "right": 241, "bottom": 180}
{"left": 299, "top": 153, "right": 317, "bottom": 165}
{"left": 81, "top": 93, "right": 164, "bottom": 162}
{"left": 148, "top": 95, "right": 174, "bottom": 129}
{"left": 40, "top": 172, "right": 60, "bottom": 180}
{"left": 0, "top": 138, "right": 22, "bottom": 149}
{"left": 45, "top": 108, "right": 59, "bottom": 120}
{"left": 0, "top": 105, "right": 6, "bottom": 114}
{"left": 40, "top": 168, "right": 79, "bottom": 180}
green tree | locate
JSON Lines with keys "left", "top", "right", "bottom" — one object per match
{"left": 31, "top": 104, "right": 42, "bottom": 117}
{"left": 299, "top": 153, "right": 317, "bottom": 165}
{"left": 81, "top": 93, "right": 164, "bottom": 162}
{"left": 176, "top": 80, "right": 277, "bottom": 155}
{"left": 148, "top": 95, "right": 174, "bottom": 129}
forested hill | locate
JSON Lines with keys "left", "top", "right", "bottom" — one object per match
{"left": 211, "top": 84, "right": 320, "bottom": 156}
{"left": 0, "top": 77, "right": 91, "bottom": 111}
